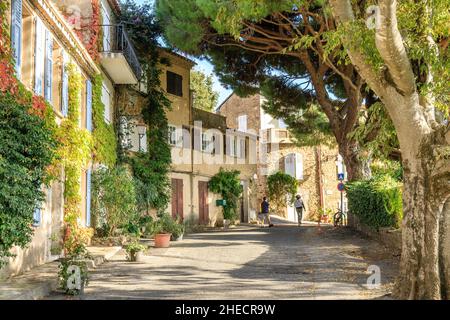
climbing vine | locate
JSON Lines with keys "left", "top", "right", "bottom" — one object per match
{"left": 57, "top": 64, "right": 93, "bottom": 254}
{"left": 119, "top": 2, "right": 173, "bottom": 213}
{"left": 92, "top": 74, "right": 117, "bottom": 167}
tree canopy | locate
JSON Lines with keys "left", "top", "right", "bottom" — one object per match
{"left": 191, "top": 70, "right": 219, "bottom": 111}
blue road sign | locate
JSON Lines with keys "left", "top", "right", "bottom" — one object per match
{"left": 337, "top": 173, "right": 345, "bottom": 181}
{"left": 337, "top": 182, "right": 345, "bottom": 192}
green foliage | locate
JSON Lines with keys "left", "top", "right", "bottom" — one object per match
{"left": 91, "top": 165, "right": 138, "bottom": 236}
{"left": 208, "top": 169, "right": 243, "bottom": 220}
{"left": 261, "top": 77, "right": 334, "bottom": 146}
{"left": 371, "top": 160, "right": 403, "bottom": 182}
{"left": 346, "top": 175, "right": 403, "bottom": 230}
{"left": 124, "top": 239, "right": 147, "bottom": 261}
{"left": 0, "top": 96, "right": 57, "bottom": 266}
{"left": 120, "top": 2, "right": 172, "bottom": 213}
{"left": 347, "top": 102, "right": 399, "bottom": 159}
{"left": 58, "top": 244, "right": 90, "bottom": 295}
{"left": 267, "top": 172, "right": 298, "bottom": 215}
{"left": 92, "top": 74, "right": 117, "bottom": 168}
{"left": 58, "top": 64, "right": 93, "bottom": 231}
{"left": 191, "top": 70, "right": 219, "bottom": 111}
{"left": 147, "top": 213, "right": 183, "bottom": 236}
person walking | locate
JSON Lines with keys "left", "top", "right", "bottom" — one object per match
{"left": 294, "top": 195, "right": 305, "bottom": 226}
{"left": 260, "top": 197, "right": 274, "bottom": 228}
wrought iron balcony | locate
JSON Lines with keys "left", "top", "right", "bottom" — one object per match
{"left": 99, "top": 24, "right": 142, "bottom": 84}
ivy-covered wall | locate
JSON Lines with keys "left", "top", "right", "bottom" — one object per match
{"left": 0, "top": 2, "right": 60, "bottom": 268}
{"left": 92, "top": 74, "right": 117, "bottom": 168}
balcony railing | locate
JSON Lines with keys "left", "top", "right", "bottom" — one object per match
{"left": 99, "top": 24, "right": 142, "bottom": 81}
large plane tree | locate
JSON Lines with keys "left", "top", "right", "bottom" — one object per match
{"left": 329, "top": 0, "right": 449, "bottom": 299}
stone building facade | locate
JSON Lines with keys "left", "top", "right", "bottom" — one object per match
{"left": 219, "top": 93, "right": 347, "bottom": 222}
{"left": 1, "top": 0, "right": 140, "bottom": 278}
{"left": 119, "top": 49, "right": 258, "bottom": 227}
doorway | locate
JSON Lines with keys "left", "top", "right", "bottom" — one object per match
{"left": 171, "top": 178, "right": 183, "bottom": 220}
{"left": 198, "top": 181, "right": 209, "bottom": 225}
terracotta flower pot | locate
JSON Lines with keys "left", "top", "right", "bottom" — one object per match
{"left": 154, "top": 233, "right": 171, "bottom": 248}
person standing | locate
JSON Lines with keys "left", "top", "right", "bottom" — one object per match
{"left": 260, "top": 197, "right": 274, "bottom": 227}
{"left": 294, "top": 195, "right": 305, "bottom": 226}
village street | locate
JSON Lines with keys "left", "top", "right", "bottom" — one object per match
{"left": 46, "top": 218, "right": 399, "bottom": 300}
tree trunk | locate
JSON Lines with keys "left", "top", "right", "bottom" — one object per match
{"left": 393, "top": 126, "right": 450, "bottom": 299}
{"left": 338, "top": 138, "right": 372, "bottom": 181}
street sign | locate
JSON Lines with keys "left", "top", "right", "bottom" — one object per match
{"left": 337, "top": 173, "right": 345, "bottom": 181}
{"left": 216, "top": 199, "right": 227, "bottom": 206}
{"left": 337, "top": 182, "right": 345, "bottom": 192}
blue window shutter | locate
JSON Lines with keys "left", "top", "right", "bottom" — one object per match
{"left": 61, "top": 54, "right": 69, "bottom": 117}
{"left": 86, "top": 169, "right": 92, "bottom": 227}
{"left": 44, "top": 29, "right": 53, "bottom": 102}
{"left": 33, "top": 208, "right": 41, "bottom": 227}
{"left": 34, "top": 18, "right": 44, "bottom": 95}
{"left": 11, "top": 0, "right": 22, "bottom": 77}
{"left": 86, "top": 79, "right": 93, "bottom": 132}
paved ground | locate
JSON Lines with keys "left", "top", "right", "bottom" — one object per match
{"left": 45, "top": 219, "right": 399, "bottom": 300}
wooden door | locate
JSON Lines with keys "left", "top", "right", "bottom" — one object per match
{"left": 171, "top": 178, "right": 183, "bottom": 220}
{"left": 198, "top": 181, "right": 209, "bottom": 225}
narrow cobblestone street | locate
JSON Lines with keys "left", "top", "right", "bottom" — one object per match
{"left": 46, "top": 220, "right": 399, "bottom": 300}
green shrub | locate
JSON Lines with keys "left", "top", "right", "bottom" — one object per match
{"left": 147, "top": 213, "right": 183, "bottom": 236}
{"left": 371, "top": 159, "right": 403, "bottom": 181}
{"left": 346, "top": 175, "right": 403, "bottom": 230}
{"left": 208, "top": 169, "right": 243, "bottom": 220}
{"left": 0, "top": 96, "right": 58, "bottom": 267}
{"left": 91, "top": 165, "right": 138, "bottom": 236}
{"left": 267, "top": 171, "right": 298, "bottom": 216}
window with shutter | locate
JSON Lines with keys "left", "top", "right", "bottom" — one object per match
{"left": 168, "top": 125, "right": 177, "bottom": 145}
{"left": 138, "top": 126, "right": 147, "bottom": 152}
{"left": 285, "top": 154, "right": 295, "bottom": 178}
{"left": 85, "top": 169, "right": 92, "bottom": 227}
{"left": 101, "top": 84, "right": 111, "bottom": 123}
{"left": 11, "top": 0, "right": 22, "bottom": 77}
{"left": 86, "top": 80, "right": 93, "bottom": 131}
{"left": 61, "top": 51, "right": 69, "bottom": 116}
{"left": 34, "top": 18, "right": 45, "bottom": 95}
{"left": 44, "top": 29, "right": 53, "bottom": 102}
{"left": 201, "top": 133, "right": 208, "bottom": 152}
{"left": 182, "top": 126, "right": 191, "bottom": 149}
{"left": 33, "top": 207, "right": 41, "bottom": 227}
{"left": 166, "top": 71, "right": 183, "bottom": 97}
{"left": 238, "top": 115, "right": 247, "bottom": 132}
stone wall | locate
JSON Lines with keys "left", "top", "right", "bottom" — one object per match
{"left": 219, "top": 93, "right": 261, "bottom": 134}
{"left": 351, "top": 215, "right": 402, "bottom": 255}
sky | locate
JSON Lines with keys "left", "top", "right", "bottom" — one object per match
{"left": 133, "top": 0, "right": 233, "bottom": 108}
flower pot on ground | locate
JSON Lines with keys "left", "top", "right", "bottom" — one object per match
{"left": 125, "top": 240, "right": 147, "bottom": 262}
{"left": 154, "top": 233, "right": 172, "bottom": 248}
{"left": 149, "top": 214, "right": 181, "bottom": 248}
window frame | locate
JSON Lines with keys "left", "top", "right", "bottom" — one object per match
{"left": 166, "top": 71, "right": 183, "bottom": 97}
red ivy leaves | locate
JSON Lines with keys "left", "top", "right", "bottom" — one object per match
{"left": 0, "top": 60, "right": 19, "bottom": 96}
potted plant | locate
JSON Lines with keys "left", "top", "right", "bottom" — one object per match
{"left": 58, "top": 243, "right": 90, "bottom": 296}
{"left": 151, "top": 214, "right": 174, "bottom": 248}
{"left": 170, "top": 219, "right": 185, "bottom": 241}
{"left": 125, "top": 240, "right": 147, "bottom": 262}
